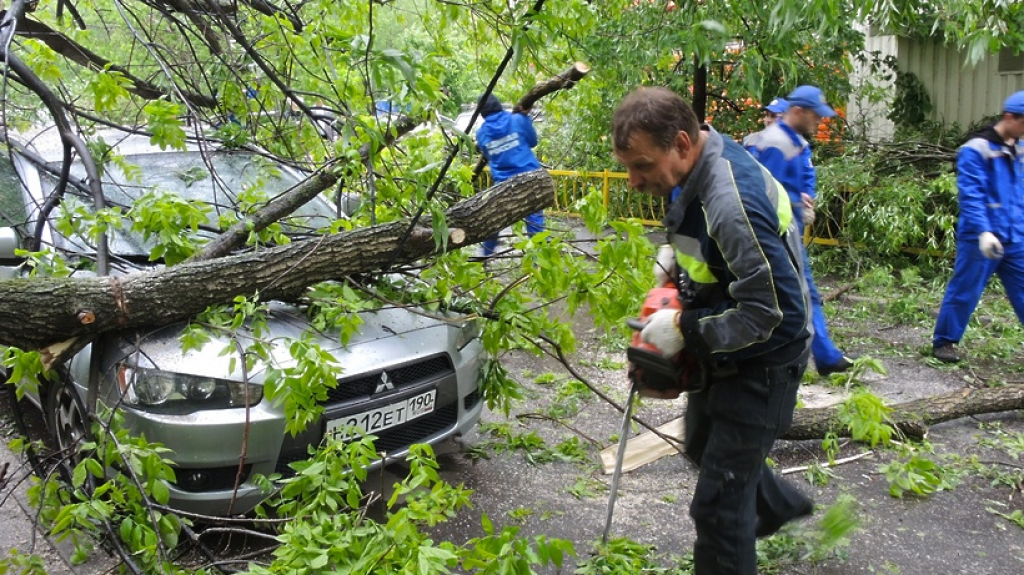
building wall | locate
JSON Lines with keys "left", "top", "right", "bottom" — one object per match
{"left": 898, "top": 37, "right": 1024, "bottom": 129}
{"left": 846, "top": 29, "right": 898, "bottom": 141}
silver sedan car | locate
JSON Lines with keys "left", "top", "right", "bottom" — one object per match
{"left": 0, "top": 129, "right": 484, "bottom": 515}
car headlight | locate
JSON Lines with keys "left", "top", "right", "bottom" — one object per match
{"left": 116, "top": 365, "right": 263, "bottom": 414}
{"left": 454, "top": 317, "right": 481, "bottom": 350}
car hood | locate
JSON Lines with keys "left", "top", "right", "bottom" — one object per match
{"left": 111, "top": 302, "right": 466, "bottom": 383}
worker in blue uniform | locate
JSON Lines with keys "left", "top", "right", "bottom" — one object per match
{"left": 475, "top": 93, "right": 544, "bottom": 257}
{"left": 932, "top": 91, "right": 1024, "bottom": 363}
{"left": 742, "top": 97, "right": 789, "bottom": 150}
{"left": 747, "top": 85, "right": 855, "bottom": 376}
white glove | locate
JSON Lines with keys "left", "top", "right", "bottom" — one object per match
{"left": 653, "top": 244, "right": 677, "bottom": 286}
{"left": 979, "top": 232, "right": 1004, "bottom": 259}
{"left": 801, "top": 193, "right": 816, "bottom": 227}
{"left": 640, "top": 309, "right": 685, "bottom": 357}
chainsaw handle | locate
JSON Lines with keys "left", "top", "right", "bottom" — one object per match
{"left": 626, "top": 318, "right": 646, "bottom": 331}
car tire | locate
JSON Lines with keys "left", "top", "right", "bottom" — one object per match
{"left": 46, "top": 378, "right": 93, "bottom": 487}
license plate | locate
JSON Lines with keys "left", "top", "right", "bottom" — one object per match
{"left": 327, "top": 390, "right": 436, "bottom": 440}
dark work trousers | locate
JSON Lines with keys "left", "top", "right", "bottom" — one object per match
{"left": 684, "top": 355, "right": 812, "bottom": 575}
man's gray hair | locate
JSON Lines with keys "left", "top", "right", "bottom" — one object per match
{"left": 611, "top": 87, "right": 699, "bottom": 152}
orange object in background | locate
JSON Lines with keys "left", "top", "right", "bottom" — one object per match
{"left": 816, "top": 107, "right": 845, "bottom": 143}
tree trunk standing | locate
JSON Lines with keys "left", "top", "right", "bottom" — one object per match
{"left": 0, "top": 170, "right": 555, "bottom": 356}
{"left": 782, "top": 385, "right": 1024, "bottom": 441}
{"left": 692, "top": 57, "right": 708, "bottom": 122}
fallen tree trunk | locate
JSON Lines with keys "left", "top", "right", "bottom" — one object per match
{"left": 783, "top": 385, "right": 1024, "bottom": 441}
{"left": 0, "top": 169, "right": 554, "bottom": 354}
{"left": 601, "top": 385, "right": 1024, "bottom": 474}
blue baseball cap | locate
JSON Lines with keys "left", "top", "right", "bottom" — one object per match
{"left": 762, "top": 98, "right": 789, "bottom": 114}
{"left": 786, "top": 85, "right": 836, "bottom": 118}
{"left": 1003, "top": 91, "right": 1024, "bottom": 114}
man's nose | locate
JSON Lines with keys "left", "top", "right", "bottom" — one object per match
{"left": 628, "top": 172, "right": 644, "bottom": 189}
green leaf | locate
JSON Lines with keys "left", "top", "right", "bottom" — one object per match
{"left": 151, "top": 479, "right": 170, "bottom": 505}
{"left": 143, "top": 100, "right": 187, "bottom": 151}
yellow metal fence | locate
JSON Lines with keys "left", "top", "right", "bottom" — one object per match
{"left": 542, "top": 169, "right": 925, "bottom": 254}
{"left": 546, "top": 168, "right": 666, "bottom": 225}
{"left": 482, "top": 168, "right": 944, "bottom": 256}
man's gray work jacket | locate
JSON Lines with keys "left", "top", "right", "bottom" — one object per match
{"left": 664, "top": 127, "right": 811, "bottom": 366}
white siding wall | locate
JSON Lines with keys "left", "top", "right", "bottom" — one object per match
{"left": 898, "top": 37, "right": 1024, "bottom": 129}
{"left": 847, "top": 30, "right": 898, "bottom": 141}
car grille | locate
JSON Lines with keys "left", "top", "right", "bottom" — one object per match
{"left": 326, "top": 355, "right": 454, "bottom": 403}
{"left": 273, "top": 403, "right": 457, "bottom": 476}
{"left": 464, "top": 390, "right": 481, "bottom": 410}
{"left": 172, "top": 464, "right": 252, "bottom": 492}
{"left": 271, "top": 354, "right": 463, "bottom": 477}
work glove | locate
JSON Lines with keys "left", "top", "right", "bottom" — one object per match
{"left": 653, "top": 244, "right": 677, "bottom": 287}
{"left": 801, "top": 193, "right": 816, "bottom": 227}
{"left": 640, "top": 309, "right": 685, "bottom": 357}
{"left": 979, "top": 232, "right": 1004, "bottom": 259}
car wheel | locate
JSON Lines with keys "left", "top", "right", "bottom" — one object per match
{"left": 46, "top": 379, "right": 93, "bottom": 485}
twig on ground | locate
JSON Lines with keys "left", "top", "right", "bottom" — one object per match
{"left": 822, "top": 282, "right": 856, "bottom": 303}
{"left": 780, "top": 450, "right": 875, "bottom": 475}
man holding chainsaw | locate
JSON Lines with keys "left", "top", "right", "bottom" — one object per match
{"left": 612, "top": 86, "right": 814, "bottom": 575}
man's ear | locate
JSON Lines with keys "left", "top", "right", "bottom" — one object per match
{"left": 673, "top": 130, "right": 692, "bottom": 157}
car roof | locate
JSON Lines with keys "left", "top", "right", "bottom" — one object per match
{"left": 12, "top": 124, "right": 230, "bottom": 163}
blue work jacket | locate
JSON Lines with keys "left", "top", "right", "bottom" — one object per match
{"left": 956, "top": 125, "right": 1024, "bottom": 244}
{"left": 476, "top": 110, "right": 541, "bottom": 183}
{"left": 746, "top": 121, "right": 815, "bottom": 226}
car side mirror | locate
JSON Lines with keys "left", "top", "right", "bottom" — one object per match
{"left": 0, "top": 227, "right": 21, "bottom": 279}
{"left": 0, "top": 227, "right": 18, "bottom": 259}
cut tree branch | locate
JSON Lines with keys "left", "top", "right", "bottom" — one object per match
{"left": 513, "top": 61, "right": 590, "bottom": 114}
{"left": 782, "top": 385, "right": 1024, "bottom": 441}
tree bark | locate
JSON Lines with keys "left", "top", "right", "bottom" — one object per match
{"left": 782, "top": 385, "right": 1024, "bottom": 441}
{"left": 0, "top": 169, "right": 555, "bottom": 354}
{"left": 512, "top": 61, "right": 590, "bottom": 114}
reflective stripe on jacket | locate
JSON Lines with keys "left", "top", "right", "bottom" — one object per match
{"left": 664, "top": 127, "right": 810, "bottom": 364}
{"left": 956, "top": 128, "right": 1024, "bottom": 244}
{"left": 747, "top": 121, "right": 815, "bottom": 226}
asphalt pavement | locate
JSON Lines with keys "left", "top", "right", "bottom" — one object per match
{"left": 0, "top": 432, "right": 115, "bottom": 572}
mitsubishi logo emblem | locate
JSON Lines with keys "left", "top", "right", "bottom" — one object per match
{"left": 374, "top": 371, "right": 394, "bottom": 394}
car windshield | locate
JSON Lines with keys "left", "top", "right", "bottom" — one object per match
{"left": 45, "top": 151, "right": 337, "bottom": 258}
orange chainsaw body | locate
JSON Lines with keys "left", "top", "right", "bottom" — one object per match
{"left": 627, "top": 285, "right": 704, "bottom": 399}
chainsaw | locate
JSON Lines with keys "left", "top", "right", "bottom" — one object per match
{"left": 625, "top": 282, "right": 705, "bottom": 399}
{"left": 602, "top": 277, "right": 704, "bottom": 544}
